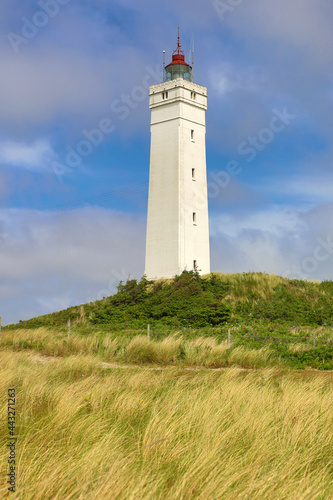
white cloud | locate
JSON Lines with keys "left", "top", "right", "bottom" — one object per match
{"left": 0, "top": 207, "right": 146, "bottom": 324}
{"left": 282, "top": 176, "right": 333, "bottom": 204}
{"left": 0, "top": 42, "right": 156, "bottom": 136}
{"left": 210, "top": 204, "right": 333, "bottom": 280}
{"left": 209, "top": 63, "right": 268, "bottom": 96}
{"left": 256, "top": 173, "right": 333, "bottom": 206}
{"left": 210, "top": 206, "right": 307, "bottom": 239}
{"left": 224, "top": 0, "right": 333, "bottom": 64}
{"left": 0, "top": 139, "right": 55, "bottom": 172}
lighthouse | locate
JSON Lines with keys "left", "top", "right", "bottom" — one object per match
{"left": 145, "top": 32, "right": 210, "bottom": 279}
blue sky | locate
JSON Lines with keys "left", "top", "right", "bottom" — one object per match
{"left": 1, "top": 0, "right": 333, "bottom": 325}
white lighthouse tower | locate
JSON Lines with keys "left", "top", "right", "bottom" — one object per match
{"left": 145, "top": 32, "right": 210, "bottom": 279}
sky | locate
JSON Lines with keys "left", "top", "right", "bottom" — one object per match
{"left": 1, "top": 0, "right": 333, "bottom": 325}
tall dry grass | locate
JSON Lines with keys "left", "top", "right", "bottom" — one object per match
{"left": 209, "top": 271, "right": 285, "bottom": 301}
{"left": 0, "top": 329, "right": 279, "bottom": 369}
{"left": 0, "top": 350, "right": 332, "bottom": 499}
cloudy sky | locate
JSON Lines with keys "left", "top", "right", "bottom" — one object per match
{"left": 1, "top": 0, "right": 333, "bottom": 325}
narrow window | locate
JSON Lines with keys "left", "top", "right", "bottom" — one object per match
{"left": 193, "top": 260, "right": 197, "bottom": 270}
{"left": 165, "top": 91, "right": 169, "bottom": 99}
{"left": 192, "top": 168, "right": 195, "bottom": 180}
{"left": 193, "top": 212, "right": 197, "bottom": 224}
{"left": 162, "top": 92, "right": 165, "bottom": 99}
{"left": 191, "top": 129, "right": 194, "bottom": 141}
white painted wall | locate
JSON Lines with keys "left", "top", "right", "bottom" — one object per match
{"left": 145, "top": 78, "right": 210, "bottom": 279}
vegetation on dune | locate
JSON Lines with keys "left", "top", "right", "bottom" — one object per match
{"left": 7, "top": 271, "right": 333, "bottom": 331}
{"left": 4, "top": 271, "right": 333, "bottom": 369}
{"left": 0, "top": 350, "right": 332, "bottom": 499}
{"left": 1, "top": 327, "right": 333, "bottom": 370}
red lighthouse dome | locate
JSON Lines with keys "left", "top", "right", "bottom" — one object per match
{"left": 165, "top": 29, "right": 192, "bottom": 82}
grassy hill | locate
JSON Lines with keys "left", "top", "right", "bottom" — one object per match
{"left": 8, "top": 271, "right": 333, "bottom": 330}
{"left": 4, "top": 271, "right": 333, "bottom": 370}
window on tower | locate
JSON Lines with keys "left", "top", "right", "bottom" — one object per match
{"left": 165, "top": 91, "right": 169, "bottom": 98}
{"left": 193, "top": 212, "right": 197, "bottom": 225}
{"left": 192, "top": 168, "right": 195, "bottom": 180}
{"left": 193, "top": 260, "right": 197, "bottom": 270}
{"left": 191, "top": 130, "right": 195, "bottom": 141}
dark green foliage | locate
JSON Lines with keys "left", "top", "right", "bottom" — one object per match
{"left": 274, "top": 344, "right": 333, "bottom": 370}
{"left": 91, "top": 271, "right": 230, "bottom": 327}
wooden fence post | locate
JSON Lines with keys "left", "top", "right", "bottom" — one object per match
{"left": 228, "top": 328, "right": 231, "bottom": 348}
{"left": 313, "top": 333, "right": 316, "bottom": 349}
{"left": 147, "top": 324, "right": 150, "bottom": 341}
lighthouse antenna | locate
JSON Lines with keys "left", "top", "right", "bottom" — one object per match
{"left": 163, "top": 50, "right": 166, "bottom": 82}
{"left": 192, "top": 39, "right": 195, "bottom": 82}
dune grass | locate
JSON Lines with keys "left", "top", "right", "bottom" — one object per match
{"left": 209, "top": 271, "right": 285, "bottom": 301}
{"left": 3, "top": 325, "right": 333, "bottom": 370}
{"left": 0, "top": 328, "right": 280, "bottom": 370}
{"left": 0, "top": 349, "right": 332, "bottom": 499}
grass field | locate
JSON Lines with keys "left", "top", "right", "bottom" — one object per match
{"left": 1, "top": 326, "right": 333, "bottom": 370}
{"left": 0, "top": 328, "right": 280, "bottom": 370}
{"left": 1, "top": 329, "right": 333, "bottom": 499}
